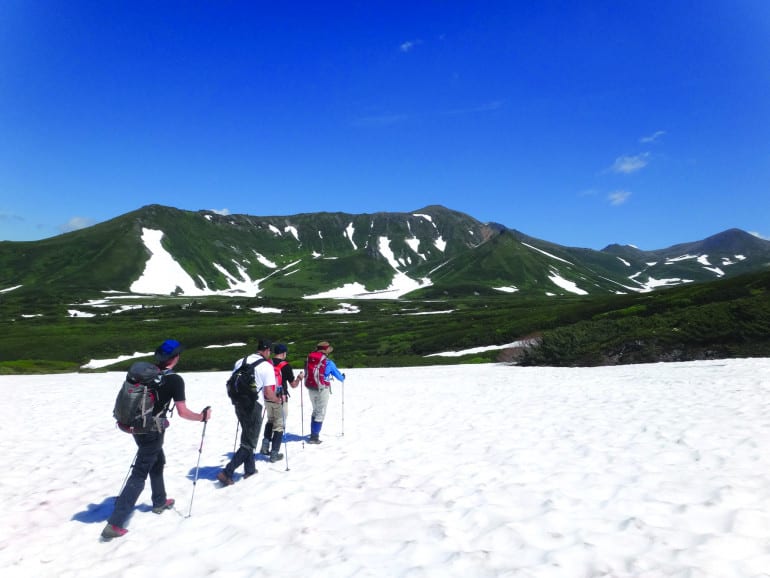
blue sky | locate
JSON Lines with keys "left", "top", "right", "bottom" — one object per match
{"left": 1, "top": 1, "right": 768, "bottom": 249}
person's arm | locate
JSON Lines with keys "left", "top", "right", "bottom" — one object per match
{"left": 325, "top": 359, "right": 345, "bottom": 381}
{"left": 176, "top": 400, "right": 211, "bottom": 422}
{"left": 290, "top": 370, "right": 304, "bottom": 388}
{"left": 261, "top": 361, "right": 281, "bottom": 403}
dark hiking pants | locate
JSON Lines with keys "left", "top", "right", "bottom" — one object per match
{"left": 224, "top": 400, "right": 263, "bottom": 477}
{"left": 109, "top": 431, "right": 166, "bottom": 528}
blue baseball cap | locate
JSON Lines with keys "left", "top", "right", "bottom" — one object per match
{"left": 274, "top": 343, "right": 288, "bottom": 355}
{"left": 154, "top": 339, "right": 184, "bottom": 362}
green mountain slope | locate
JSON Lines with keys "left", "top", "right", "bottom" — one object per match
{"left": 1, "top": 204, "right": 768, "bottom": 303}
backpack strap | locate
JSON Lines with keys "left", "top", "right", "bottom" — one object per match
{"left": 246, "top": 357, "right": 268, "bottom": 394}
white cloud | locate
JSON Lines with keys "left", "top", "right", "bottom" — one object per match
{"left": 351, "top": 114, "right": 408, "bottom": 127}
{"left": 400, "top": 39, "right": 422, "bottom": 52}
{"left": 609, "top": 153, "right": 650, "bottom": 174}
{"left": 640, "top": 130, "right": 666, "bottom": 144}
{"left": 608, "top": 190, "right": 632, "bottom": 206}
{"left": 209, "top": 208, "right": 231, "bottom": 216}
{"left": 750, "top": 231, "right": 769, "bottom": 240}
{"left": 61, "top": 216, "right": 94, "bottom": 232}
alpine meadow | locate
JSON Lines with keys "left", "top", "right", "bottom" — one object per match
{"left": 1, "top": 204, "right": 769, "bottom": 373}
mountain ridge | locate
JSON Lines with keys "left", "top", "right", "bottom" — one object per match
{"left": 1, "top": 204, "right": 768, "bottom": 301}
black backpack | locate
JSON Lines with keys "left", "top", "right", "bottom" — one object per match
{"left": 113, "top": 361, "right": 164, "bottom": 433}
{"left": 226, "top": 356, "right": 267, "bottom": 405}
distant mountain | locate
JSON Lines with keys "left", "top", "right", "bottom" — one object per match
{"left": 1, "top": 204, "right": 768, "bottom": 301}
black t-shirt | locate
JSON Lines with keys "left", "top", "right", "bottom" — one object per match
{"left": 154, "top": 372, "right": 186, "bottom": 415}
{"left": 273, "top": 359, "right": 296, "bottom": 396}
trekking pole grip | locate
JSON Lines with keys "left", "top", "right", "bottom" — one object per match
{"left": 201, "top": 406, "right": 211, "bottom": 422}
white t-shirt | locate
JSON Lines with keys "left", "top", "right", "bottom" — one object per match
{"left": 232, "top": 354, "right": 276, "bottom": 404}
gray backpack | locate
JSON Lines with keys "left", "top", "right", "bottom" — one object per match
{"left": 113, "top": 362, "right": 164, "bottom": 433}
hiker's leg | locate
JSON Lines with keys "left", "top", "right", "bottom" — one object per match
{"left": 313, "top": 387, "right": 330, "bottom": 422}
{"left": 148, "top": 443, "right": 167, "bottom": 508}
{"left": 109, "top": 433, "right": 162, "bottom": 527}
{"left": 261, "top": 420, "right": 273, "bottom": 455}
{"left": 239, "top": 402, "right": 262, "bottom": 476}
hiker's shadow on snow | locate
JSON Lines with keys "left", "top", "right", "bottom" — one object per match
{"left": 72, "top": 497, "right": 157, "bottom": 524}
{"left": 187, "top": 465, "right": 224, "bottom": 481}
{"left": 72, "top": 497, "right": 115, "bottom": 523}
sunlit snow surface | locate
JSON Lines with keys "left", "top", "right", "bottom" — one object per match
{"left": 1, "top": 358, "right": 769, "bottom": 577}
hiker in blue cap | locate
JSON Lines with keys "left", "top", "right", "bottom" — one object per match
{"left": 102, "top": 339, "right": 212, "bottom": 540}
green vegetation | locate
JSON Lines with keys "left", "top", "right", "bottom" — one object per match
{"left": 1, "top": 269, "right": 768, "bottom": 374}
{"left": 520, "top": 269, "right": 770, "bottom": 366}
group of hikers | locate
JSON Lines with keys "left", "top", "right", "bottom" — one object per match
{"left": 101, "top": 338, "right": 345, "bottom": 540}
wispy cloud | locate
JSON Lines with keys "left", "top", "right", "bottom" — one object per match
{"left": 209, "top": 208, "right": 231, "bottom": 216}
{"left": 442, "top": 100, "right": 505, "bottom": 116}
{"left": 0, "top": 212, "right": 24, "bottom": 223}
{"left": 400, "top": 39, "right": 422, "bottom": 52}
{"left": 609, "top": 153, "right": 650, "bottom": 174}
{"left": 608, "top": 191, "right": 632, "bottom": 206}
{"left": 750, "top": 231, "right": 769, "bottom": 240}
{"left": 351, "top": 114, "right": 408, "bottom": 128}
{"left": 640, "top": 130, "right": 666, "bottom": 144}
{"left": 60, "top": 216, "right": 94, "bottom": 233}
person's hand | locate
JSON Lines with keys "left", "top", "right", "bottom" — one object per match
{"left": 201, "top": 406, "right": 211, "bottom": 422}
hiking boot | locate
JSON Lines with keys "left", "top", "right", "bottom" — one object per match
{"left": 307, "top": 436, "right": 322, "bottom": 445}
{"left": 269, "top": 452, "right": 284, "bottom": 463}
{"left": 260, "top": 438, "right": 271, "bottom": 456}
{"left": 101, "top": 523, "right": 128, "bottom": 540}
{"left": 217, "top": 471, "right": 234, "bottom": 486}
{"left": 152, "top": 498, "right": 175, "bottom": 514}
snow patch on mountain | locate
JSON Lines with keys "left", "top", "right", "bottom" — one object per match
{"left": 322, "top": 302, "right": 360, "bottom": 314}
{"left": 285, "top": 225, "right": 299, "bottom": 242}
{"left": 251, "top": 306, "right": 282, "bottom": 313}
{"left": 253, "top": 251, "right": 277, "bottom": 268}
{"left": 405, "top": 236, "right": 426, "bottom": 259}
{"left": 548, "top": 270, "right": 588, "bottom": 295}
{"left": 523, "top": 242, "right": 573, "bottom": 265}
{"left": 130, "top": 228, "right": 271, "bottom": 297}
{"left": 629, "top": 271, "right": 695, "bottom": 290}
{"left": 303, "top": 235, "right": 432, "bottom": 299}
{"left": 131, "top": 229, "right": 211, "bottom": 295}
{"left": 345, "top": 222, "right": 357, "bottom": 250}
{"left": 427, "top": 339, "right": 536, "bottom": 357}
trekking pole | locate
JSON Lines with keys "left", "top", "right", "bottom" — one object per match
{"left": 281, "top": 402, "right": 289, "bottom": 471}
{"left": 187, "top": 408, "right": 209, "bottom": 518}
{"left": 300, "top": 377, "right": 305, "bottom": 449}
{"left": 233, "top": 421, "right": 240, "bottom": 454}
{"left": 118, "top": 451, "right": 139, "bottom": 495}
{"left": 341, "top": 376, "right": 345, "bottom": 437}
